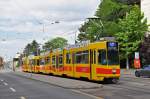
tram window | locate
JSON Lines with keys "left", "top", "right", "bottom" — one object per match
{"left": 82, "top": 50, "right": 89, "bottom": 64}
{"left": 90, "top": 50, "right": 93, "bottom": 64}
{"left": 37, "top": 59, "right": 40, "bottom": 66}
{"left": 47, "top": 57, "right": 50, "bottom": 63}
{"left": 56, "top": 56, "right": 59, "bottom": 68}
{"left": 52, "top": 56, "right": 56, "bottom": 65}
{"left": 76, "top": 51, "right": 82, "bottom": 64}
{"left": 32, "top": 60, "right": 35, "bottom": 65}
{"left": 98, "top": 50, "right": 107, "bottom": 65}
{"left": 40, "top": 59, "right": 45, "bottom": 65}
{"left": 72, "top": 53, "right": 75, "bottom": 64}
{"left": 76, "top": 50, "right": 89, "bottom": 64}
{"left": 45, "top": 57, "right": 50, "bottom": 64}
{"left": 59, "top": 54, "right": 63, "bottom": 64}
{"left": 66, "top": 53, "right": 71, "bottom": 64}
{"left": 94, "top": 50, "right": 96, "bottom": 64}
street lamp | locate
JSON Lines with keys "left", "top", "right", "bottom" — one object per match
{"left": 37, "top": 19, "right": 60, "bottom": 41}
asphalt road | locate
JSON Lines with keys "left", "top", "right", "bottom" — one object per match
{"left": 0, "top": 72, "right": 97, "bottom": 99}
{"left": 80, "top": 75, "right": 150, "bottom": 99}
{"left": 1, "top": 68, "right": 150, "bottom": 99}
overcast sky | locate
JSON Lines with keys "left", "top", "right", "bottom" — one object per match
{"left": 0, "top": 0, "right": 100, "bottom": 60}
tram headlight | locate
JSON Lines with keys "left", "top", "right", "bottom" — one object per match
{"left": 112, "top": 69, "right": 116, "bottom": 74}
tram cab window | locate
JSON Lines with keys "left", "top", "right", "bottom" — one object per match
{"left": 66, "top": 53, "right": 71, "bottom": 64}
{"left": 98, "top": 50, "right": 107, "bottom": 65}
{"left": 59, "top": 54, "right": 63, "bottom": 65}
{"left": 76, "top": 50, "right": 89, "bottom": 64}
{"left": 107, "top": 42, "right": 119, "bottom": 65}
{"left": 107, "top": 49, "right": 119, "bottom": 65}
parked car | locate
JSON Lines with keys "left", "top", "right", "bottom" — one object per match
{"left": 135, "top": 65, "right": 150, "bottom": 77}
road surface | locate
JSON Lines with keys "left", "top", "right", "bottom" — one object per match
{"left": 1, "top": 68, "right": 150, "bottom": 99}
{"left": 80, "top": 75, "right": 150, "bottom": 99}
{"left": 0, "top": 72, "right": 97, "bottom": 99}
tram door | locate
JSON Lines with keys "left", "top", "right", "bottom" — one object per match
{"left": 90, "top": 49, "right": 96, "bottom": 80}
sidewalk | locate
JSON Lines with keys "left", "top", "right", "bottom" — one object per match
{"left": 0, "top": 69, "right": 12, "bottom": 73}
{"left": 121, "top": 69, "right": 136, "bottom": 78}
{"left": 14, "top": 71, "right": 102, "bottom": 89}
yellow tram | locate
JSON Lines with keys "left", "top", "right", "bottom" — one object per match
{"left": 22, "top": 40, "right": 120, "bottom": 83}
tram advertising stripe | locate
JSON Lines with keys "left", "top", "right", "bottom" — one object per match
{"left": 76, "top": 66, "right": 90, "bottom": 73}
{"left": 64, "top": 66, "right": 72, "bottom": 71}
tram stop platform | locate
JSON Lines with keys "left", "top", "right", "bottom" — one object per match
{"left": 14, "top": 71, "right": 102, "bottom": 89}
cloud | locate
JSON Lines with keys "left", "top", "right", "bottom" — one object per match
{"left": 0, "top": 0, "right": 100, "bottom": 60}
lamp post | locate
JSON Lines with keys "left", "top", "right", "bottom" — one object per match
{"left": 37, "top": 20, "right": 60, "bottom": 41}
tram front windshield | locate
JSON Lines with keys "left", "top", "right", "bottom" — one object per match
{"left": 107, "top": 49, "right": 119, "bottom": 65}
{"left": 107, "top": 42, "right": 119, "bottom": 65}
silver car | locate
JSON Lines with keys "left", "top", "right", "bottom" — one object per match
{"left": 135, "top": 65, "right": 150, "bottom": 77}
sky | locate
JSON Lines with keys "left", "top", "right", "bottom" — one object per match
{"left": 141, "top": 0, "right": 150, "bottom": 25}
{"left": 0, "top": 0, "right": 100, "bottom": 61}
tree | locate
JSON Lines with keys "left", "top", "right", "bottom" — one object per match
{"left": 24, "top": 44, "right": 31, "bottom": 56}
{"left": 115, "top": 5, "right": 148, "bottom": 69}
{"left": 78, "top": 0, "right": 130, "bottom": 42}
{"left": 43, "top": 37, "right": 68, "bottom": 50}
{"left": 31, "top": 40, "right": 39, "bottom": 54}
{"left": 24, "top": 40, "right": 39, "bottom": 56}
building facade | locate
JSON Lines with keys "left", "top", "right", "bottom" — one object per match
{"left": 141, "top": 0, "right": 150, "bottom": 27}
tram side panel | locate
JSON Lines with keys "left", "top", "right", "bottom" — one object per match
{"left": 90, "top": 42, "right": 120, "bottom": 81}
{"left": 44, "top": 56, "right": 51, "bottom": 74}
{"left": 73, "top": 49, "right": 91, "bottom": 79}
{"left": 63, "top": 49, "right": 74, "bottom": 77}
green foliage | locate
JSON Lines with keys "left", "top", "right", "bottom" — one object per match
{"left": 43, "top": 37, "right": 68, "bottom": 50}
{"left": 115, "top": 5, "right": 148, "bottom": 59}
{"left": 78, "top": 0, "right": 130, "bottom": 42}
{"left": 77, "top": 0, "right": 148, "bottom": 65}
{"left": 24, "top": 40, "right": 39, "bottom": 56}
{"left": 96, "top": 0, "right": 129, "bottom": 21}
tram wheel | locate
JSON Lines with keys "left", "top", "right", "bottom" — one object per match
{"left": 104, "top": 78, "right": 119, "bottom": 84}
{"left": 111, "top": 78, "right": 119, "bottom": 84}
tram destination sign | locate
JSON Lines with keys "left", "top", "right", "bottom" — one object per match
{"left": 107, "top": 42, "right": 118, "bottom": 50}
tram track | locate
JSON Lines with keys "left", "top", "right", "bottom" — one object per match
{"left": 106, "top": 84, "right": 150, "bottom": 94}
{"left": 120, "top": 76, "right": 150, "bottom": 85}
{"left": 105, "top": 78, "right": 150, "bottom": 94}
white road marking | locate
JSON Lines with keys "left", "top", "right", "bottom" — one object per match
{"left": 71, "top": 90, "right": 103, "bottom": 99}
{"left": 1, "top": 79, "right": 4, "bottom": 82}
{"left": 10, "top": 87, "right": 16, "bottom": 92}
{"left": 20, "top": 96, "right": 26, "bottom": 99}
{"left": 3, "top": 82, "right": 8, "bottom": 86}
